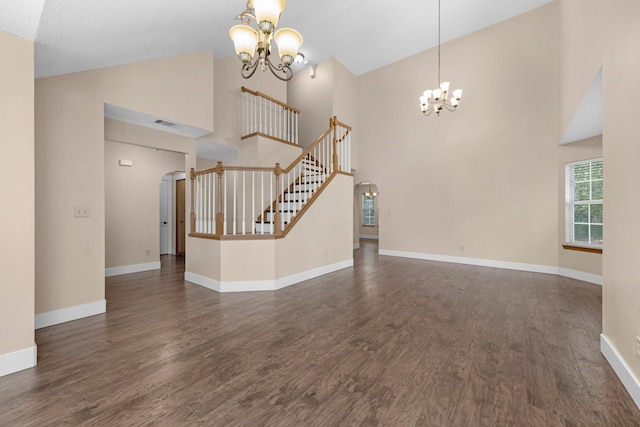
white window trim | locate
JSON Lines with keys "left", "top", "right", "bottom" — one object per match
{"left": 362, "top": 195, "right": 375, "bottom": 227}
{"left": 565, "top": 158, "right": 603, "bottom": 250}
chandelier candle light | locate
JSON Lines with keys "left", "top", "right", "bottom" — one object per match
{"left": 419, "top": 0, "right": 462, "bottom": 116}
{"left": 229, "top": 0, "right": 303, "bottom": 81}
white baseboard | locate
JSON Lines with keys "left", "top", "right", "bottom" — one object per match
{"left": 105, "top": 261, "right": 160, "bottom": 277}
{"left": 275, "top": 259, "right": 354, "bottom": 290}
{"left": 0, "top": 344, "right": 37, "bottom": 377}
{"left": 601, "top": 334, "right": 640, "bottom": 410}
{"left": 184, "top": 272, "right": 221, "bottom": 292}
{"left": 185, "top": 259, "right": 354, "bottom": 293}
{"left": 35, "top": 299, "right": 107, "bottom": 329}
{"left": 353, "top": 243, "right": 360, "bottom": 250}
{"left": 379, "top": 249, "right": 558, "bottom": 275}
{"left": 558, "top": 267, "right": 602, "bottom": 286}
{"left": 378, "top": 249, "right": 602, "bottom": 286}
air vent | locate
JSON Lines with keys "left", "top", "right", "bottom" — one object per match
{"left": 155, "top": 119, "right": 183, "bottom": 129}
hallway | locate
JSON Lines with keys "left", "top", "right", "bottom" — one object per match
{"left": 0, "top": 242, "right": 638, "bottom": 425}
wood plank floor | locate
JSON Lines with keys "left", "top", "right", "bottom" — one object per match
{"left": 1, "top": 240, "right": 639, "bottom": 426}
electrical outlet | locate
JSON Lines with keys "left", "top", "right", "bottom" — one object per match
{"left": 74, "top": 206, "right": 90, "bottom": 217}
{"left": 145, "top": 249, "right": 151, "bottom": 256}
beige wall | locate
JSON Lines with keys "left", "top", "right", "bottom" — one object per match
{"left": 238, "top": 135, "right": 302, "bottom": 168}
{"left": 276, "top": 173, "right": 353, "bottom": 278}
{"left": 0, "top": 31, "right": 35, "bottom": 358}
{"left": 104, "top": 139, "right": 185, "bottom": 269}
{"left": 288, "top": 60, "right": 334, "bottom": 148}
{"left": 221, "top": 240, "right": 276, "bottom": 282}
{"left": 557, "top": 135, "right": 602, "bottom": 275}
{"left": 558, "top": 0, "right": 610, "bottom": 135}
{"left": 330, "top": 59, "right": 358, "bottom": 170}
{"left": 36, "top": 52, "right": 213, "bottom": 314}
{"left": 600, "top": 0, "right": 640, "bottom": 394}
{"left": 357, "top": 4, "right": 558, "bottom": 267}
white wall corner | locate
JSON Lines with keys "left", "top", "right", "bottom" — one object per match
{"left": 558, "top": 268, "right": 602, "bottom": 286}
{"left": 35, "top": 300, "right": 106, "bottom": 329}
{"left": 378, "top": 249, "right": 558, "bottom": 275}
{"left": 105, "top": 261, "right": 161, "bottom": 277}
{"left": 0, "top": 344, "right": 37, "bottom": 378}
{"left": 601, "top": 334, "right": 640, "bottom": 410}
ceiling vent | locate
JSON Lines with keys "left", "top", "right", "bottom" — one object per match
{"left": 155, "top": 119, "right": 183, "bottom": 129}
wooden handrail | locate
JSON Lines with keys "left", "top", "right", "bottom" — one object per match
{"left": 193, "top": 164, "right": 275, "bottom": 176}
{"left": 194, "top": 118, "right": 348, "bottom": 177}
{"left": 241, "top": 86, "right": 300, "bottom": 114}
{"left": 282, "top": 128, "right": 333, "bottom": 174}
{"left": 333, "top": 118, "right": 352, "bottom": 131}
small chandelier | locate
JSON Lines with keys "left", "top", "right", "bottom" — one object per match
{"left": 419, "top": 0, "right": 462, "bottom": 116}
{"left": 364, "top": 183, "right": 377, "bottom": 199}
{"left": 229, "top": 0, "right": 303, "bottom": 81}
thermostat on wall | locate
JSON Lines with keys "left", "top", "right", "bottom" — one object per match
{"left": 119, "top": 159, "right": 133, "bottom": 167}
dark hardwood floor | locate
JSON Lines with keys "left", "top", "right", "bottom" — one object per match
{"left": 1, "top": 240, "right": 639, "bottom": 426}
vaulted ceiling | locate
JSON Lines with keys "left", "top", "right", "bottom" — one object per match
{"left": 1, "top": 0, "right": 553, "bottom": 79}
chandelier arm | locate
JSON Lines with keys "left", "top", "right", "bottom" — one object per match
{"left": 240, "top": 59, "right": 260, "bottom": 79}
{"left": 265, "top": 58, "right": 293, "bottom": 81}
{"left": 422, "top": 107, "right": 435, "bottom": 117}
{"left": 239, "top": 10, "right": 255, "bottom": 25}
{"left": 442, "top": 103, "right": 457, "bottom": 112}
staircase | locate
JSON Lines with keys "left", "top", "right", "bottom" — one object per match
{"left": 190, "top": 116, "right": 351, "bottom": 239}
{"left": 255, "top": 154, "right": 326, "bottom": 233}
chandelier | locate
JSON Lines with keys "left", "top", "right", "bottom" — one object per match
{"left": 419, "top": 0, "right": 462, "bottom": 116}
{"left": 364, "top": 183, "right": 377, "bottom": 199}
{"left": 229, "top": 0, "right": 303, "bottom": 81}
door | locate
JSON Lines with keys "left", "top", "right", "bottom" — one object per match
{"left": 159, "top": 177, "right": 170, "bottom": 255}
{"left": 176, "top": 179, "right": 186, "bottom": 256}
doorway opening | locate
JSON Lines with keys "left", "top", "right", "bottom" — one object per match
{"left": 354, "top": 181, "right": 379, "bottom": 249}
{"left": 160, "top": 172, "right": 186, "bottom": 257}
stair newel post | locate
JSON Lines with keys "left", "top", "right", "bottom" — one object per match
{"left": 189, "top": 168, "right": 196, "bottom": 234}
{"left": 273, "top": 163, "right": 283, "bottom": 236}
{"left": 215, "top": 161, "right": 224, "bottom": 236}
{"left": 331, "top": 116, "right": 338, "bottom": 173}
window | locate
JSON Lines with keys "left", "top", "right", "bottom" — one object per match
{"left": 565, "top": 158, "right": 603, "bottom": 248}
{"left": 363, "top": 195, "right": 375, "bottom": 226}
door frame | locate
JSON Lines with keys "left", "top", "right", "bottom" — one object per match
{"left": 159, "top": 172, "right": 186, "bottom": 256}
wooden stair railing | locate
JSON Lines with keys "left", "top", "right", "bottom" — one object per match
{"left": 241, "top": 86, "right": 300, "bottom": 146}
{"left": 190, "top": 116, "right": 352, "bottom": 240}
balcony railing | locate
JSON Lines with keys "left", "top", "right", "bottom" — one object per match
{"left": 241, "top": 86, "right": 300, "bottom": 146}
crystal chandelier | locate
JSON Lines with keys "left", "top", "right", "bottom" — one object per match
{"left": 229, "top": 0, "right": 303, "bottom": 81}
{"left": 419, "top": 0, "right": 462, "bottom": 116}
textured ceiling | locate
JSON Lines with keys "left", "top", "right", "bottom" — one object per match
{"left": 0, "top": 0, "right": 554, "bottom": 79}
